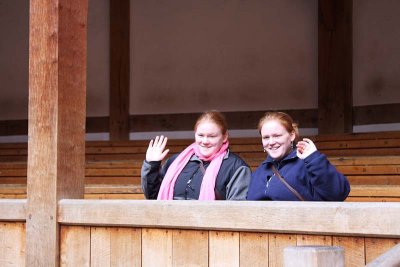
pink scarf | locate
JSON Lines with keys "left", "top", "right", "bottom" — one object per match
{"left": 157, "top": 141, "right": 229, "bottom": 200}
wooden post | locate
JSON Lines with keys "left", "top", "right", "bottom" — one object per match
{"left": 318, "top": 0, "right": 353, "bottom": 134}
{"left": 284, "top": 246, "right": 344, "bottom": 267}
{"left": 110, "top": 0, "right": 130, "bottom": 141}
{"left": 27, "top": 0, "right": 88, "bottom": 266}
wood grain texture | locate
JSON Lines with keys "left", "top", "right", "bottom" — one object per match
{"left": 0, "top": 223, "right": 25, "bottom": 267}
{"left": 26, "top": 0, "right": 88, "bottom": 265}
{"left": 58, "top": 200, "right": 400, "bottom": 237}
{"left": 239, "top": 232, "right": 268, "bottom": 267}
{"left": 333, "top": 236, "right": 365, "bottom": 267}
{"left": 142, "top": 228, "right": 173, "bottom": 267}
{"left": 110, "top": 227, "right": 141, "bottom": 267}
{"left": 209, "top": 231, "right": 239, "bottom": 267}
{"left": 172, "top": 229, "right": 208, "bottom": 267}
{"left": 365, "top": 237, "right": 400, "bottom": 264}
{"left": 60, "top": 226, "right": 90, "bottom": 267}
{"left": 0, "top": 199, "right": 26, "bottom": 221}
{"left": 269, "top": 234, "right": 296, "bottom": 267}
{"left": 91, "top": 227, "right": 111, "bottom": 267}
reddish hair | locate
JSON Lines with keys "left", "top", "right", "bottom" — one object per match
{"left": 257, "top": 111, "right": 300, "bottom": 142}
{"left": 194, "top": 110, "right": 228, "bottom": 135}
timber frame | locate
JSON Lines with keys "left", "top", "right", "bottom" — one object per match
{"left": 1, "top": 0, "right": 399, "bottom": 266}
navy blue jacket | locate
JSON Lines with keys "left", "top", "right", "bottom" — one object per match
{"left": 247, "top": 150, "right": 350, "bottom": 201}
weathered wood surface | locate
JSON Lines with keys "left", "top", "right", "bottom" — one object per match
{"left": 57, "top": 225, "right": 400, "bottom": 267}
{"left": 27, "top": 0, "right": 88, "bottom": 265}
{"left": 0, "top": 199, "right": 26, "bottom": 221}
{"left": 58, "top": 200, "right": 400, "bottom": 237}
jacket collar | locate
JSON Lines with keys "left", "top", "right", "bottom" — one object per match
{"left": 190, "top": 149, "right": 230, "bottom": 162}
{"left": 262, "top": 149, "right": 297, "bottom": 167}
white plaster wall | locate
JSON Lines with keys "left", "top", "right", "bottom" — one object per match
{"left": 353, "top": 0, "right": 400, "bottom": 106}
{"left": 130, "top": 0, "right": 318, "bottom": 114}
{"left": 0, "top": 0, "right": 400, "bottom": 122}
{"left": 0, "top": 0, "right": 29, "bottom": 120}
{"left": 87, "top": 0, "right": 109, "bottom": 117}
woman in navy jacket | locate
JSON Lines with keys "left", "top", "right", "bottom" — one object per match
{"left": 247, "top": 111, "right": 350, "bottom": 201}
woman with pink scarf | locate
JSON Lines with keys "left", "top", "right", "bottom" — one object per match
{"left": 141, "top": 111, "right": 251, "bottom": 200}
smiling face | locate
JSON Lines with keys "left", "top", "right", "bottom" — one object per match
{"left": 195, "top": 120, "right": 228, "bottom": 158}
{"left": 261, "top": 119, "right": 295, "bottom": 161}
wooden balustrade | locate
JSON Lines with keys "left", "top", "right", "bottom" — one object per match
{"left": 1, "top": 200, "right": 400, "bottom": 266}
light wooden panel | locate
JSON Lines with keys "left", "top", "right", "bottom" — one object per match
{"left": 0, "top": 199, "right": 26, "bottom": 221}
{"left": 55, "top": 225, "right": 400, "bottom": 267}
{"left": 296, "top": 234, "right": 332, "bottom": 246}
{"left": 0, "top": 223, "right": 25, "bottom": 267}
{"left": 110, "top": 227, "right": 141, "bottom": 267}
{"left": 209, "top": 231, "right": 239, "bottom": 267}
{"left": 333, "top": 236, "right": 365, "bottom": 267}
{"left": 365, "top": 237, "right": 400, "bottom": 264}
{"left": 58, "top": 200, "right": 400, "bottom": 237}
{"left": 60, "top": 226, "right": 90, "bottom": 267}
{"left": 172, "top": 229, "right": 208, "bottom": 267}
{"left": 91, "top": 227, "right": 111, "bottom": 267}
{"left": 239, "top": 232, "right": 268, "bottom": 267}
{"left": 269, "top": 233, "right": 296, "bottom": 267}
{"left": 142, "top": 228, "right": 173, "bottom": 267}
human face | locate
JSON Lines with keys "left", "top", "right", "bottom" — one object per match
{"left": 195, "top": 120, "right": 227, "bottom": 158}
{"left": 260, "top": 120, "right": 295, "bottom": 161}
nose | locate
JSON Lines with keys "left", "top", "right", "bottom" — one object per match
{"left": 264, "top": 136, "right": 276, "bottom": 145}
{"left": 202, "top": 136, "right": 210, "bottom": 144}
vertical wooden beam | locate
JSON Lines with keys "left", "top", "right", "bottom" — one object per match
{"left": 27, "top": 0, "right": 88, "bottom": 266}
{"left": 110, "top": 0, "right": 130, "bottom": 141}
{"left": 318, "top": 0, "right": 353, "bottom": 134}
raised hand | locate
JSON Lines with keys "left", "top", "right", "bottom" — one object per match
{"left": 296, "top": 138, "right": 317, "bottom": 159}
{"left": 146, "top": 135, "right": 170, "bottom": 162}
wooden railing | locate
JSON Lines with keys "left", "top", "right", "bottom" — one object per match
{"left": 1, "top": 200, "right": 400, "bottom": 266}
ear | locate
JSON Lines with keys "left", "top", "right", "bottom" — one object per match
{"left": 290, "top": 131, "right": 296, "bottom": 142}
{"left": 223, "top": 133, "right": 229, "bottom": 143}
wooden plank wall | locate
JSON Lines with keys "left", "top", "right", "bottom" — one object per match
{"left": 0, "top": 223, "right": 25, "bottom": 266}
{"left": 57, "top": 226, "right": 400, "bottom": 267}
{"left": 0, "top": 224, "right": 361, "bottom": 266}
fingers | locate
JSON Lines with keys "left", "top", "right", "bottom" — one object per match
{"left": 150, "top": 135, "right": 168, "bottom": 147}
{"left": 161, "top": 149, "right": 170, "bottom": 159}
{"left": 146, "top": 136, "right": 169, "bottom": 162}
{"left": 296, "top": 138, "right": 317, "bottom": 159}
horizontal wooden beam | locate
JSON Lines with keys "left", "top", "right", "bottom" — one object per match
{"left": 0, "top": 199, "right": 26, "bottom": 221}
{"left": 58, "top": 200, "right": 400, "bottom": 238}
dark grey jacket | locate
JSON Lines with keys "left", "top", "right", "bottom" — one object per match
{"left": 141, "top": 150, "right": 251, "bottom": 200}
